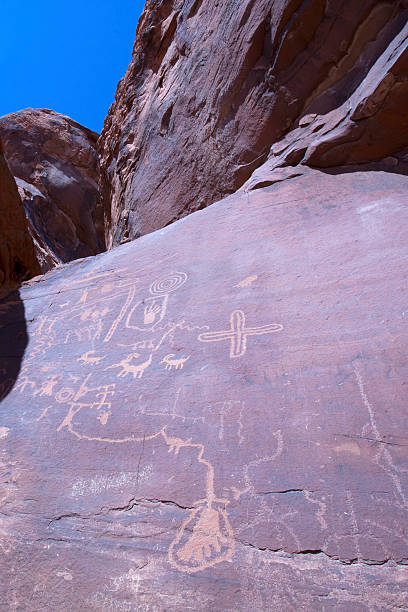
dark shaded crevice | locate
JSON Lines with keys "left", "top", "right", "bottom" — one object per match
{"left": 246, "top": 172, "right": 304, "bottom": 191}
{"left": 255, "top": 488, "right": 314, "bottom": 495}
{"left": 101, "top": 497, "right": 195, "bottom": 513}
{"left": 187, "top": 0, "right": 203, "bottom": 20}
{"left": 336, "top": 433, "right": 408, "bottom": 447}
{"left": 159, "top": 103, "right": 174, "bottom": 135}
{"left": 0, "top": 289, "right": 28, "bottom": 403}
{"left": 47, "top": 497, "right": 194, "bottom": 527}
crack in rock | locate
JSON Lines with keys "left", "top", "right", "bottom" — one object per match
{"left": 236, "top": 538, "right": 408, "bottom": 566}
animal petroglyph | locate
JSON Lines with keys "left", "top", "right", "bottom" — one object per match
{"left": 106, "top": 353, "right": 153, "bottom": 379}
{"left": 198, "top": 310, "right": 283, "bottom": 358}
{"left": 234, "top": 275, "right": 258, "bottom": 288}
{"left": 78, "top": 351, "right": 106, "bottom": 366}
{"left": 161, "top": 354, "right": 191, "bottom": 371}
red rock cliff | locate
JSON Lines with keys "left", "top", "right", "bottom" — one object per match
{"left": 99, "top": 0, "right": 408, "bottom": 247}
{"left": 0, "top": 109, "right": 104, "bottom": 273}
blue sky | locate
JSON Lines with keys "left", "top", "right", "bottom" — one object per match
{"left": 1, "top": 0, "right": 145, "bottom": 133}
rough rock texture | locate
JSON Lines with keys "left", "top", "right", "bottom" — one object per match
{"left": 99, "top": 0, "right": 408, "bottom": 247}
{"left": 1, "top": 168, "right": 408, "bottom": 609}
{"left": 0, "top": 109, "right": 104, "bottom": 272}
{"left": 0, "top": 137, "right": 39, "bottom": 289}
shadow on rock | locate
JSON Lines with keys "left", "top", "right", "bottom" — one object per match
{"left": 317, "top": 156, "right": 408, "bottom": 178}
{"left": 0, "top": 289, "right": 27, "bottom": 402}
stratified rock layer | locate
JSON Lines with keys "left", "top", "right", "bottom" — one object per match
{"left": 0, "top": 109, "right": 104, "bottom": 272}
{"left": 1, "top": 169, "right": 407, "bottom": 609}
{"left": 99, "top": 0, "right": 408, "bottom": 246}
{"left": 0, "top": 138, "right": 39, "bottom": 288}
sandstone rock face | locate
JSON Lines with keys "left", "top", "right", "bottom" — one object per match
{"left": 0, "top": 138, "right": 39, "bottom": 289}
{"left": 0, "top": 109, "right": 104, "bottom": 273}
{"left": 1, "top": 169, "right": 407, "bottom": 609}
{"left": 99, "top": 0, "right": 408, "bottom": 247}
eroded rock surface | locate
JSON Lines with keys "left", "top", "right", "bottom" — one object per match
{"left": 99, "top": 0, "right": 408, "bottom": 246}
{"left": 0, "top": 109, "right": 104, "bottom": 272}
{"left": 0, "top": 137, "right": 39, "bottom": 288}
{"left": 1, "top": 169, "right": 407, "bottom": 609}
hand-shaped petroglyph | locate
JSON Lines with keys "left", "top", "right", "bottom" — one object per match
{"left": 175, "top": 507, "right": 228, "bottom": 564}
{"left": 169, "top": 503, "right": 234, "bottom": 573}
{"left": 143, "top": 301, "right": 162, "bottom": 325}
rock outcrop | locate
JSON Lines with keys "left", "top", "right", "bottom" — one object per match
{"left": 99, "top": 0, "right": 408, "bottom": 247}
{"left": 0, "top": 109, "right": 104, "bottom": 273}
{"left": 1, "top": 0, "right": 408, "bottom": 608}
{"left": 1, "top": 167, "right": 408, "bottom": 608}
{"left": 0, "top": 138, "right": 39, "bottom": 289}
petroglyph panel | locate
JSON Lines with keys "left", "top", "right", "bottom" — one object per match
{"left": 1, "top": 170, "right": 408, "bottom": 608}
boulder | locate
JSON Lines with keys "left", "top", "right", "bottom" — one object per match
{"left": 0, "top": 137, "right": 39, "bottom": 289}
{"left": 0, "top": 109, "right": 105, "bottom": 273}
{"left": 1, "top": 167, "right": 407, "bottom": 608}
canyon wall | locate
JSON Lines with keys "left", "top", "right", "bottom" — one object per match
{"left": 99, "top": 0, "right": 408, "bottom": 247}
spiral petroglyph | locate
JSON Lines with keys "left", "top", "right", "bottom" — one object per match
{"left": 149, "top": 272, "right": 188, "bottom": 296}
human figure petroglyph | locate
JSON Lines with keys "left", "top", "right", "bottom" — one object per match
{"left": 64, "top": 320, "right": 103, "bottom": 344}
{"left": 161, "top": 354, "right": 190, "bottom": 371}
{"left": 56, "top": 375, "right": 116, "bottom": 432}
{"left": 33, "top": 373, "right": 62, "bottom": 397}
{"left": 198, "top": 310, "right": 283, "bottom": 358}
{"left": 15, "top": 376, "right": 36, "bottom": 393}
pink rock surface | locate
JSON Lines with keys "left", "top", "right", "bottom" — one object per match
{"left": 1, "top": 169, "right": 407, "bottom": 609}
{"left": 0, "top": 109, "right": 104, "bottom": 273}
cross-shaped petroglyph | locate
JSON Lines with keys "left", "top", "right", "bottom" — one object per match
{"left": 198, "top": 310, "right": 283, "bottom": 358}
